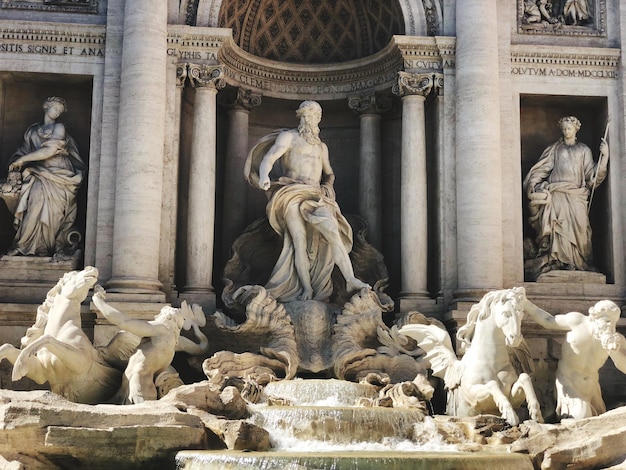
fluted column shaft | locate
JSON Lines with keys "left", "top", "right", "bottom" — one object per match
{"left": 222, "top": 89, "right": 262, "bottom": 258}
{"left": 184, "top": 65, "right": 224, "bottom": 294}
{"left": 394, "top": 73, "right": 433, "bottom": 299}
{"left": 455, "top": 0, "right": 503, "bottom": 292}
{"left": 108, "top": 0, "right": 168, "bottom": 294}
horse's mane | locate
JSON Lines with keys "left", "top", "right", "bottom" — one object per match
{"left": 457, "top": 287, "right": 525, "bottom": 351}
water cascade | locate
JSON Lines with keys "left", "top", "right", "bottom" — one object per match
{"left": 175, "top": 379, "right": 535, "bottom": 469}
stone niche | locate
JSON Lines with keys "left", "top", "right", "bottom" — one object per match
{"left": 0, "top": 71, "right": 92, "bottom": 297}
{"left": 519, "top": 94, "right": 611, "bottom": 282}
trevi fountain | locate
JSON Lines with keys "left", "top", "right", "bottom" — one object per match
{"left": 0, "top": 1, "right": 625, "bottom": 469}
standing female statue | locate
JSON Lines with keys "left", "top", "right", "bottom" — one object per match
{"left": 4, "top": 97, "right": 85, "bottom": 257}
{"left": 524, "top": 116, "right": 608, "bottom": 277}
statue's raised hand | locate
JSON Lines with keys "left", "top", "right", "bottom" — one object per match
{"left": 259, "top": 176, "right": 271, "bottom": 191}
{"left": 92, "top": 284, "right": 106, "bottom": 302}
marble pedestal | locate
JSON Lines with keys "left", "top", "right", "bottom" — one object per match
{"left": 0, "top": 252, "right": 82, "bottom": 303}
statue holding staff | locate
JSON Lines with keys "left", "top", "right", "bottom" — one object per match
{"left": 523, "top": 116, "right": 609, "bottom": 277}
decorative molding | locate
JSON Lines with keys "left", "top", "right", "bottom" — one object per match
{"left": 0, "top": 21, "right": 105, "bottom": 44}
{"left": 393, "top": 36, "right": 456, "bottom": 71}
{"left": 1, "top": 0, "right": 98, "bottom": 14}
{"left": 167, "top": 28, "right": 452, "bottom": 100}
{"left": 422, "top": 0, "right": 438, "bottom": 36}
{"left": 167, "top": 25, "right": 231, "bottom": 62}
{"left": 517, "top": 0, "right": 607, "bottom": 37}
{"left": 0, "top": 21, "right": 105, "bottom": 58}
{"left": 392, "top": 72, "right": 435, "bottom": 98}
{"left": 511, "top": 45, "right": 620, "bottom": 79}
{"left": 217, "top": 35, "right": 406, "bottom": 100}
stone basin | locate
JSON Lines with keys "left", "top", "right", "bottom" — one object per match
{"left": 176, "top": 450, "right": 535, "bottom": 470}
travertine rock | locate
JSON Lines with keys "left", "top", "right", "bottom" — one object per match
{"left": 511, "top": 405, "right": 626, "bottom": 469}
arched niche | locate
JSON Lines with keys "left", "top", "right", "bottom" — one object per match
{"left": 190, "top": 0, "right": 435, "bottom": 38}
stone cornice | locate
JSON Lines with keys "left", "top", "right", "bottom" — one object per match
{"left": 167, "top": 25, "right": 232, "bottom": 59}
{"left": 392, "top": 35, "right": 456, "bottom": 71}
{"left": 0, "top": 21, "right": 105, "bottom": 61}
{"left": 216, "top": 35, "right": 405, "bottom": 100}
{"left": 0, "top": 20, "right": 105, "bottom": 46}
{"left": 511, "top": 45, "right": 620, "bottom": 68}
{"left": 511, "top": 44, "right": 620, "bottom": 79}
{"left": 2, "top": 0, "right": 98, "bottom": 14}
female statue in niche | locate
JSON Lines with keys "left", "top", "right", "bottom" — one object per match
{"left": 523, "top": 115, "right": 608, "bottom": 279}
{"left": 3, "top": 96, "right": 85, "bottom": 257}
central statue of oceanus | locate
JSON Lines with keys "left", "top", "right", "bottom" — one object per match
{"left": 244, "top": 100, "right": 370, "bottom": 303}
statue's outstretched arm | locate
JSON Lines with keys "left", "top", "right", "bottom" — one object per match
{"left": 523, "top": 299, "right": 571, "bottom": 331}
{"left": 176, "top": 323, "right": 209, "bottom": 355}
{"left": 92, "top": 285, "right": 160, "bottom": 337}
{"left": 609, "top": 334, "right": 626, "bottom": 374}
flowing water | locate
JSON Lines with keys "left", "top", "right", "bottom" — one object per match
{"left": 175, "top": 379, "right": 534, "bottom": 469}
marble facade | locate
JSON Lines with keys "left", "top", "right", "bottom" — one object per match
{"left": 0, "top": 0, "right": 624, "bottom": 402}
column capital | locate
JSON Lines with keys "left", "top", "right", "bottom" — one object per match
{"left": 219, "top": 87, "right": 263, "bottom": 111}
{"left": 176, "top": 63, "right": 188, "bottom": 88}
{"left": 347, "top": 92, "right": 392, "bottom": 115}
{"left": 432, "top": 73, "right": 444, "bottom": 96}
{"left": 188, "top": 63, "right": 226, "bottom": 90}
{"left": 392, "top": 72, "right": 434, "bottom": 98}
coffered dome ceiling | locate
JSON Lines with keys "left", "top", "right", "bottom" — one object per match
{"left": 218, "top": 0, "right": 405, "bottom": 64}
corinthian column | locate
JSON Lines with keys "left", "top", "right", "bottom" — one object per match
{"left": 107, "top": 0, "right": 168, "bottom": 296}
{"left": 181, "top": 64, "right": 225, "bottom": 309}
{"left": 348, "top": 93, "right": 391, "bottom": 250}
{"left": 221, "top": 88, "right": 262, "bottom": 259}
{"left": 455, "top": 0, "right": 503, "bottom": 297}
{"left": 393, "top": 72, "right": 433, "bottom": 309}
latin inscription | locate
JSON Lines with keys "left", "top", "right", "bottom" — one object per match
{"left": 167, "top": 48, "right": 217, "bottom": 61}
{"left": 0, "top": 42, "right": 104, "bottom": 57}
{"left": 224, "top": 67, "right": 398, "bottom": 95}
{"left": 511, "top": 66, "right": 617, "bottom": 79}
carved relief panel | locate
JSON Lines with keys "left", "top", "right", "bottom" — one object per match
{"left": 518, "top": 0, "right": 606, "bottom": 36}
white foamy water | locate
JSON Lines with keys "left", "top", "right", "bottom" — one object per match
{"left": 266, "top": 432, "right": 458, "bottom": 453}
{"left": 248, "top": 406, "right": 460, "bottom": 453}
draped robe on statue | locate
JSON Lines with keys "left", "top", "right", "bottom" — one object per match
{"left": 523, "top": 138, "right": 606, "bottom": 271}
{"left": 245, "top": 131, "right": 353, "bottom": 303}
{"left": 8, "top": 123, "right": 85, "bottom": 256}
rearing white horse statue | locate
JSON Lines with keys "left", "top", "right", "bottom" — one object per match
{"left": 400, "top": 287, "right": 544, "bottom": 426}
{"left": 0, "top": 267, "right": 133, "bottom": 404}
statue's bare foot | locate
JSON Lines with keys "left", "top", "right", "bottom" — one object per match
{"left": 346, "top": 278, "right": 371, "bottom": 293}
{"left": 300, "top": 287, "right": 313, "bottom": 301}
